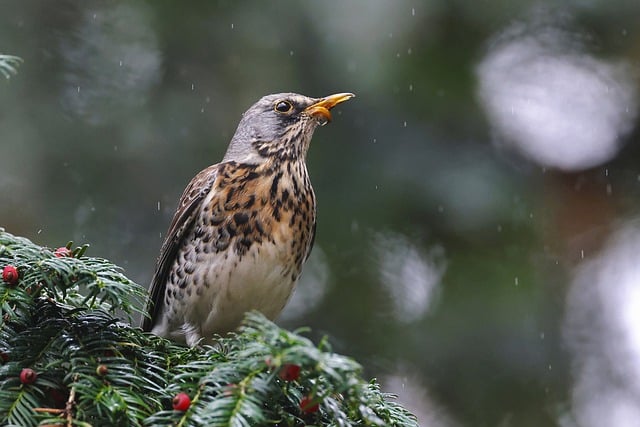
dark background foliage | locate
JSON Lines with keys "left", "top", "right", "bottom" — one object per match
{"left": 2, "top": 2, "right": 640, "bottom": 426}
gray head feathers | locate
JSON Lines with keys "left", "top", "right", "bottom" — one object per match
{"left": 222, "top": 93, "right": 322, "bottom": 164}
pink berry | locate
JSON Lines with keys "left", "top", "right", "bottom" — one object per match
{"left": 2, "top": 265, "right": 19, "bottom": 286}
{"left": 20, "top": 368, "right": 37, "bottom": 385}
{"left": 172, "top": 392, "right": 191, "bottom": 411}
{"left": 54, "top": 247, "right": 72, "bottom": 258}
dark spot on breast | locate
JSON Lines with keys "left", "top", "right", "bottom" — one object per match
{"left": 215, "top": 228, "right": 230, "bottom": 251}
{"left": 184, "top": 263, "right": 195, "bottom": 274}
{"left": 270, "top": 172, "right": 282, "bottom": 197}
{"left": 255, "top": 219, "right": 265, "bottom": 235}
{"left": 226, "top": 187, "right": 235, "bottom": 203}
{"left": 226, "top": 223, "right": 237, "bottom": 237}
{"left": 209, "top": 205, "right": 225, "bottom": 225}
{"left": 233, "top": 212, "right": 249, "bottom": 225}
{"left": 178, "top": 280, "right": 187, "bottom": 289}
{"left": 236, "top": 237, "right": 252, "bottom": 253}
{"left": 243, "top": 195, "right": 255, "bottom": 209}
{"left": 246, "top": 171, "right": 259, "bottom": 180}
{"left": 292, "top": 176, "right": 300, "bottom": 194}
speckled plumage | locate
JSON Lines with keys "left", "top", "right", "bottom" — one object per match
{"left": 142, "top": 92, "right": 353, "bottom": 346}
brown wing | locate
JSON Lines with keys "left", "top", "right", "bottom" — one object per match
{"left": 141, "top": 165, "right": 219, "bottom": 332}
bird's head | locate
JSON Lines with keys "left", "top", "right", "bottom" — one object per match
{"left": 223, "top": 92, "right": 354, "bottom": 164}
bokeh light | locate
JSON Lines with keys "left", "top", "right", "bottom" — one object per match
{"left": 565, "top": 222, "right": 640, "bottom": 427}
{"left": 477, "top": 17, "right": 637, "bottom": 171}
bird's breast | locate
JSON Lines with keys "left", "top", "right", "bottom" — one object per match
{"left": 184, "top": 160, "right": 316, "bottom": 334}
{"left": 202, "top": 161, "right": 316, "bottom": 266}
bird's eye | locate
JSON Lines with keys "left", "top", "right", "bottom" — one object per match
{"left": 274, "top": 101, "right": 293, "bottom": 113}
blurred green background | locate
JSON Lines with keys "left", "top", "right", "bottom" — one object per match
{"left": 2, "top": 1, "right": 640, "bottom": 426}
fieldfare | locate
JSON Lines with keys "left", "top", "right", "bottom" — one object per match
{"left": 142, "top": 92, "right": 354, "bottom": 346}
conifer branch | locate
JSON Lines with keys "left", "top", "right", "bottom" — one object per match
{"left": 0, "top": 229, "right": 419, "bottom": 426}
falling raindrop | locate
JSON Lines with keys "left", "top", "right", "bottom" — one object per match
{"left": 515, "top": 277, "right": 519, "bottom": 286}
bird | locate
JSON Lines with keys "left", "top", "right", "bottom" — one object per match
{"left": 142, "top": 92, "right": 354, "bottom": 346}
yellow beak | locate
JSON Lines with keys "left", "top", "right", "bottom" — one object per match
{"left": 304, "top": 92, "right": 355, "bottom": 123}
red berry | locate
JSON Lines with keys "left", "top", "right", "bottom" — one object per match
{"left": 172, "top": 392, "right": 191, "bottom": 411}
{"left": 2, "top": 265, "right": 19, "bottom": 286}
{"left": 299, "top": 395, "right": 319, "bottom": 413}
{"left": 20, "top": 368, "right": 37, "bottom": 385}
{"left": 278, "top": 364, "right": 301, "bottom": 382}
{"left": 54, "top": 247, "right": 72, "bottom": 258}
{"left": 96, "top": 364, "right": 108, "bottom": 376}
